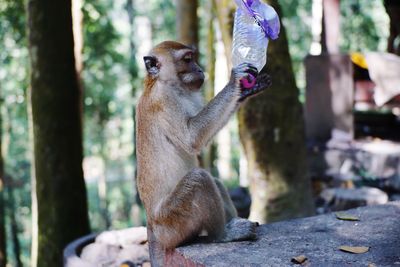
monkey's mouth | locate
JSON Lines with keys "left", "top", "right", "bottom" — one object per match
{"left": 180, "top": 72, "right": 205, "bottom": 90}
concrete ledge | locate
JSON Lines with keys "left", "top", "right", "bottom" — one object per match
{"left": 173, "top": 201, "right": 400, "bottom": 267}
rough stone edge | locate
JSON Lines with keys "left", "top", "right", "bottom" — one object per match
{"left": 165, "top": 249, "right": 205, "bottom": 267}
{"left": 63, "top": 233, "right": 98, "bottom": 266}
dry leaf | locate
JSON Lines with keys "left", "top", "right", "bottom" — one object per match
{"left": 368, "top": 263, "right": 377, "bottom": 267}
{"left": 335, "top": 212, "right": 360, "bottom": 221}
{"left": 291, "top": 255, "right": 307, "bottom": 264}
{"left": 339, "top": 246, "right": 369, "bottom": 254}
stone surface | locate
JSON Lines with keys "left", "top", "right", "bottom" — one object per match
{"left": 80, "top": 243, "right": 119, "bottom": 266}
{"left": 65, "top": 227, "right": 149, "bottom": 267}
{"left": 174, "top": 202, "right": 400, "bottom": 267}
{"left": 96, "top": 226, "right": 147, "bottom": 248}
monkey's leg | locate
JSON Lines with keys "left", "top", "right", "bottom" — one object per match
{"left": 213, "top": 178, "right": 258, "bottom": 243}
{"left": 147, "top": 225, "right": 166, "bottom": 267}
{"left": 152, "top": 168, "right": 226, "bottom": 249}
{"left": 213, "top": 178, "right": 237, "bottom": 221}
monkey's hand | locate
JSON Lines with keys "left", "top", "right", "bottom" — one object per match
{"left": 230, "top": 63, "right": 258, "bottom": 91}
{"left": 239, "top": 72, "right": 272, "bottom": 102}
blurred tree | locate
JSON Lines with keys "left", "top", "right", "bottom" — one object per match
{"left": 176, "top": 0, "right": 199, "bottom": 46}
{"left": 214, "top": 0, "right": 235, "bottom": 68}
{"left": 82, "top": 0, "right": 124, "bottom": 230}
{"left": 237, "top": 0, "right": 314, "bottom": 223}
{"left": 0, "top": 0, "right": 32, "bottom": 265}
{"left": 27, "top": 0, "right": 90, "bottom": 266}
{"left": 125, "top": 0, "right": 143, "bottom": 226}
{"left": 0, "top": 91, "right": 5, "bottom": 267}
{"left": 2, "top": 113, "right": 24, "bottom": 267}
{"left": 340, "top": 1, "right": 385, "bottom": 52}
{"left": 384, "top": 0, "right": 400, "bottom": 55}
{"left": 321, "top": 0, "right": 340, "bottom": 54}
{"left": 5, "top": 181, "right": 22, "bottom": 267}
{"left": 147, "top": 0, "right": 176, "bottom": 44}
{"left": 279, "top": 0, "right": 312, "bottom": 100}
{"left": 202, "top": 0, "right": 219, "bottom": 176}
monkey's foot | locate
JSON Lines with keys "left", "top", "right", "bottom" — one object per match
{"left": 220, "top": 218, "right": 258, "bottom": 242}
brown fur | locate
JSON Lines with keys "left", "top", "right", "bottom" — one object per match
{"left": 136, "top": 41, "right": 258, "bottom": 267}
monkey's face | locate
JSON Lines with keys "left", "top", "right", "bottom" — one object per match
{"left": 144, "top": 41, "right": 205, "bottom": 91}
{"left": 175, "top": 50, "right": 204, "bottom": 91}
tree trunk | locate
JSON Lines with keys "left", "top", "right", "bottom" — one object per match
{"left": 238, "top": 0, "right": 314, "bottom": 224}
{"left": 176, "top": 0, "right": 199, "bottom": 46}
{"left": 214, "top": 0, "right": 235, "bottom": 69}
{"left": 202, "top": 0, "right": 219, "bottom": 176}
{"left": 6, "top": 185, "right": 22, "bottom": 267}
{"left": 321, "top": 0, "right": 340, "bottom": 54}
{"left": 0, "top": 90, "right": 6, "bottom": 267}
{"left": 384, "top": 0, "right": 400, "bottom": 55}
{"left": 27, "top": 0, "right": 90, "bottom": 265}
{"left": 99, "top": 139, "right": 111, "bottom": 229}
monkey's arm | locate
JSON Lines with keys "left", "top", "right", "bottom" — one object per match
{"left": 160, "top": 64, "right": 270, "bottom": 154}
{"left": 187, "top": 83, "right": 239, "bottom": 151}
{"left": 188, "top": 68, "right": 272, "bottom": 151}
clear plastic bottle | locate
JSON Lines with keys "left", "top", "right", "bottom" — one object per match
{"left": 232, "top": 0, "right": 280, "bottom": 72}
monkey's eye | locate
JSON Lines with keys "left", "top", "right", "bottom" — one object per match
{"left": 182, "top": 53, "right": 193, "bottom": 63}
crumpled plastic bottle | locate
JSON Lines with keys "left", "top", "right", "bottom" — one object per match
{"left": 232, "top": 0, "right": 280, "bottom": 73}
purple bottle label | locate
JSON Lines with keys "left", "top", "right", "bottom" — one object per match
{"left": 236, "top": 0, "right": 280, "bottom": 40}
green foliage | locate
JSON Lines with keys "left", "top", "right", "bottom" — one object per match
{"left": 82, "top": 0, "right": 134, "bottom": 231}
{"left": 340, "top": 0, "right": 389, "bottom": 52}
{"left": 82, "top": 0, "right": 124, "bottom": 140}
{"left": 0, "top": 0, "right": 391, "bottom": 264}
{"left": 0, "top": 0, "right": 32, "bottom": 265}
{"left": 279, "top": 0, "right": 312, "bottom": 101}
{"left": 143, "top": 0, "right": 176, "bottom": 44}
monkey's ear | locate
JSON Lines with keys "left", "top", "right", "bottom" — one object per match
{"left": 143, "top": 56, "right": 160, "bottom": 76}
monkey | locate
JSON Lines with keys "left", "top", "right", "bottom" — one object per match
{"left": 136, "top": 41, "right": 271, "bottom": 266}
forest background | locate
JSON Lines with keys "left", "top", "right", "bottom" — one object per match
{"left": 0, "top": 0, "right": 389, "bottom": 266}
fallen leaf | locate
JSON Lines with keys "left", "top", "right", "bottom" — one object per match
{"left": 291, "top": 255, "right": 307, "bottom": 264}
{"left": 335, "top": 212, "right": 360, "bottom": 221}
{"left": 339, "top": 246, "right": 369, "bottom": 254}
{"left": 368, "top": 263, "right": 377, "bottom": 267}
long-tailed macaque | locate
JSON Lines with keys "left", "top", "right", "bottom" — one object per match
{"left": 136, "top": 41, "right": 271, "bottom": 266}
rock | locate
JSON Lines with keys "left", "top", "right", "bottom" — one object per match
{"left": 65, "top": 256, "right": 95, "bottom": 267}
{"left": 308, "top": 139, "right": 400, "bottom": 190}
{"left": 389, "top": 175, "right": 400, "bottom": 192}
{"left": 229, "top": 187, "right": 251, "bottom": 218}
{"left": 116, "top": 227, "right": 148, "bottom": 247}
{"left": 115, "top": 244, "right": 149, "bottom": 266}
{"left": 80, "top": 243, "right": 119, "bottom": 266}
{"left": 69, "top": 227, "right": 149, "bottom": 267}
{"left": 390, "top": 194, "right": 400, "bottom": 201}
{"left": 95, "top": 226, "right": 147, "bottom": 247}
{"left": 320, "top": 186, "right": 388, "bottom": 211}
{"left": 173, "top": 201, "right": 400, "bottom": 266}
{"left": 95, "top": 231, "right": 119, "bottom": 246}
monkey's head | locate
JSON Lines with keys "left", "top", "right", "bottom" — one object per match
{"left": 143, "top": 41, "right": 205, "bottom": 91}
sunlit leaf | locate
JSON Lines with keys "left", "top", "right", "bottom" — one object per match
{"left": 291, "top": 255, "right": 307, "bottom": 264}
{"left": 339, "top": 246, "right": 369, "bottom": 254}
{"left": 335, "top": 212, "right": 360, "bottom": 221}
